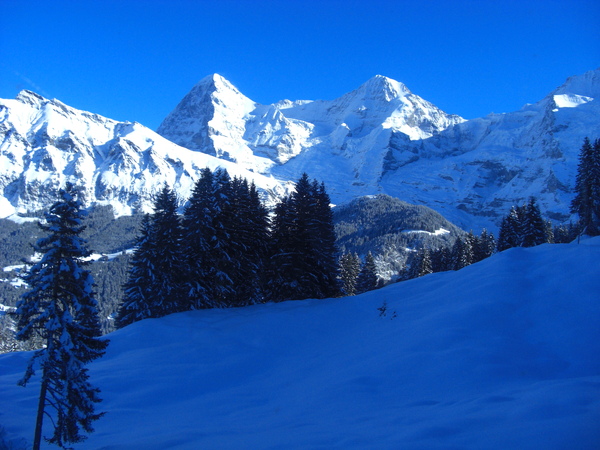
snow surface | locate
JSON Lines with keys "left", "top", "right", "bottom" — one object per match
{"left": 1, "top": 239, "right": 599, "bottom": 449}
{"left": 402, "top": 227, "right": 450, "bottom": 236}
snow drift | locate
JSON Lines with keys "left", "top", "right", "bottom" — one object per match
{"left": 1, "top": 239, "right": 599, "bottom": 449}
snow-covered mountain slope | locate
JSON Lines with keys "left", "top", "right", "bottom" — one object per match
{"left": 1, "top": 238, "right": 599, "bottom": 449}
{"left": 379, "top": 69, "right": 600, "bottom": 230}
{"left": 334, "top": 194, "right": 465, "bottom": 279}
{"left": 157, "top": 73, "right": 464, "bottom": 171}
{"left": 0, "top": 90, "right": 290, "bottom": 218}
{"left": 159, "top": 69, "right": 600, "bottom": 231}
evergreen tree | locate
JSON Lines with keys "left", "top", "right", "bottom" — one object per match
{"left": 450, "top": 236, "right": 473, "bottom": 270}
{"left": 114, "top": 214, "right": 155, "bottom": 328}
{"left": 226, "top": 177, "right": 270, "bottom": 306}
{"left": 521, "top": 197, "right": 550, "bottom": 247}
{"left": 497, "top": 206, "right": 523, "bottom": 251}
{"left": 356, "top": 252, "right": 379, "bottom": 294}
{"left": 571, "top": 137, "right": 600, "bottom": 236}
{"left": 473, "top": 229, "right": 496, "bottom": 263}
{"left": 268, "top": 174, "right": 340, "bottom": 301}
{"left": 430, "top": 246, "right": 452, "bottom": 273}
{"left": 408, "top": 248, "right": 433, "bottom": 279}
{"left": 15, "top": 183, "right": 108, "bottom": 449}
{"left": 182, "top": 168, "right": 219, "bottom": 309}
{"left": 339, "top": 252, "right": 361, "bottom": 296}
{"left": 150, "top": 185, "right": 186, "bottom": 315}
{"left": 308, "top": 180, "right": 341, "bottom": 298}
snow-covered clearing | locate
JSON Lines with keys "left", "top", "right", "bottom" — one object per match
{"left": 1, "top": 238, "right": 599, "bottom": 449}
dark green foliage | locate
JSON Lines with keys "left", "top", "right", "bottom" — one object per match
{"left": 334, "top": 194, "right": 464, "bottom": 277}
{"left": 339, "top": 252, "right": 361, "bottom": 296}
{"left": 472, "top": 229, "right": 496, "bottom": 263}
{"left": 356, "top": 252, "right": 379, "bottom": 294}
{"left": 521, "top": 198, "right": 550, "bottom": 247}
{"left": 0, "top": 219, "right": 41, "bottom": 268}
{"left": 226, "top": 177, "right": 270, "bottom": 306}
{"left": 89, "top": 253, "right": 130, "bottom": 333}
{"left": 82, "top": 205, "right": 143, "bottom": 254}
{"left": 181, "top": 168, "right": 270, "bottom": 309}
{"left": 116, "top": 185, "right": 186, "bottom": 328}
{"left": 553, "top": 222, "right": 580, "bottom": 243}
{"left": 150, "top": 185, "right": 186, "bottom": 316}
{"left": 430, "top": 246, "right": 452, "bottom": 273}
{"left": 114, "top": 215, "right": 155, "bottom": 329}
{"left": 406, "top": 248, "right": 433, "bottom": 279}
{"left": 15, "top": 183, "right": 108, "bottom": 448}
{"left": 570, "top": 137, "right": 600, "bottom": 236}
{"left": 497, "top": 198, "right": 551, "bottom": 251}
{"left": 450, "top": 236, "right": 473, "bottom": 270}
{"left": 268, "top": 173, "right": 340, "bottom": 301}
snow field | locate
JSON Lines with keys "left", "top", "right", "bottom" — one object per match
{"left": 0, "top": 238, "right": 599, "bottom": 448}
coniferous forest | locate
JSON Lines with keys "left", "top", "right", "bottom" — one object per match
{"left": 116, "top": 170, "right": 341, "bottom": 328}
{"left": 1, "top": 137, "right": 598, "bottom": 348}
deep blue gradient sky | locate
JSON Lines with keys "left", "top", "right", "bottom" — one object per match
{"left": 1, "top": 0, "right": 598, "bottom": 130}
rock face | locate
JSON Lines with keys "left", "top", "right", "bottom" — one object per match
{"left": 2, "top": 69, "right": 599, "bottom": 231}
{"left": 157, "top": 69, "right": 600, "bottom": 230}
{"left": 0, "top": 90, "right": 289, "bottom": 218}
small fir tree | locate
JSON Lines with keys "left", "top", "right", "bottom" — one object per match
{"left": 339, "top": 252, "right": 361, "bottom": 296}
{"left": 356, "top": 252, "right": 379, "bottom": 294}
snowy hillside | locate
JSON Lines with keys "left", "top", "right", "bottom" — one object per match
{"left": 1, "top": 238, "right": 599, "bottom": 449}
{"left": 158, "top": 69, "right": 600, "bottom": 231}
{"left": 0, "top": 90, "right": 290, "bottom": 218}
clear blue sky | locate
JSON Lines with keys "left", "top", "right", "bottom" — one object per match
{"left": 1, "top": 0, "right": 598, "bottom": 130}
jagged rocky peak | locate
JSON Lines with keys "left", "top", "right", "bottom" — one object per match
{"left": 157, "top": 73, "right": 257, "bottom": 153}
{"left": 15, "top": 89, "right": 47, "bottom": 106}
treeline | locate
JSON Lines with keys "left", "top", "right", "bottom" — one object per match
{"left": 115, "top": 169, "right": 340, "bottom": 328}
{"left": 396, "top": 136, "right": 600, "bottom": 283}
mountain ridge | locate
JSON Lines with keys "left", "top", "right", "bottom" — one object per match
{"left": 1, "top": 69, "right": 599, "bottom": 231}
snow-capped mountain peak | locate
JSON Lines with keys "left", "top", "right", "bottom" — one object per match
{"left": 552, "top": 67, "right": 600, "bottom": 98}
{"left": 0, "top": 90, "right": 288, "bottom": 218}
{"left": 355, "top": 74, "right": 411, "bottom": 101}
{"left": 157, "top": 73, "right": 464, "bottom": 174}
{"left": 2, "top": 69, "right": 599, "bottom": 232}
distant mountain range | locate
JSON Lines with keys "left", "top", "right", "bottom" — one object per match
{"left": 1, "top": 69, "right": 599, "bottom": 230}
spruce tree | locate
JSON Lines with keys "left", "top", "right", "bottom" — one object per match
{"left": 408, "top": 248, "right": 433, "bottom": 279}
{"left": 450, "top": 236, "right": 473, "bottom": 270}
{"left": 521, "top": 197, "right": 549, "bottom": 247}
{"left": 571, "top": 137, "right": 600, "bottom": 236}
{"left": 356, "top": 252, "right": 379, "bottom": 294}
{"left": 339, "top": 252, "right": 361, "bottom": 296}
{"left": 430, "top": 246, "right": 452, "bottom": 273}
{"left": 227, "top": 177, "right": 270, "bottom": 306}
{"left": 473, "top": 229, "right": 496, "bottom": 263}
{"left": 150, "top": 185, "right": 186, "bottom": 315}
{"left": 497, "top": 206, "right": 523, "bottom": 251}
{"left": 268, "top": 174, "right": 340, "bottom": 301}
{"left": 115, "top": 214, "right": 155, "bottom": 328}
{"left": 15, "top": 183, "right": 108, "bottom": 449}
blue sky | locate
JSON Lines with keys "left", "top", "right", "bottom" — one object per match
{"left": 1, "top": 0, "right": 598, "bottom": 130}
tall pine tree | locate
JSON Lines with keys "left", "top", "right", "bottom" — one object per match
{"left": 571, "top": 137, "right": 600, "bottom": 236}
{"left": 16, "top": 183, "right": 108, "bottom": 449}
{"left": 150, "top": 184, "right": 186, "bottom": 315}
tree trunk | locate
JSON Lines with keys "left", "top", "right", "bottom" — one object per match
{"left": 33, "top": 376, "right": 47, "bottom": 450}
